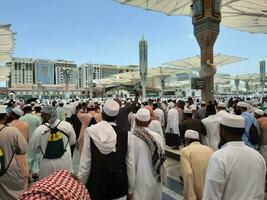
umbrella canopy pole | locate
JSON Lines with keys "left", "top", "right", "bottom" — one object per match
{"left": 192, "top": 0, "right": 221, "bottom": 102}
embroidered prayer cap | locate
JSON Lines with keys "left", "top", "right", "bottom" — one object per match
{"left": 12, "top": 106, "right": 23, "bottom": 117}
{"left": 103, "top": 99, "right": 120, "bottom": 117}
{"left": 255, "top": 109, "right": 264, "bottom": 116}
{"left": 0, "top": 105, "right": 7, "bottom": 114}
{"left": 218, "top": 102, "right": 227, "bottom": 108}
{"left": 220, "top": 113, "right": 245, "bottom": 128}
{"left": 237, "top": 102, "right": 249, "bottom": 108}
{"left": 185, "top": 130, "right": 199, "bottom": 140}
{"left": 136, "top": 108, "right": 150, "bottom": 122}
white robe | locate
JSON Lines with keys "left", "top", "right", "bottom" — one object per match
{"left": 32, "top": 119, "right": 76, "bottom": 179}
{"left": 165, "top": 108, "right": 179, "bottom": 135}
{"left": 130, "top": 127, "right": 164, "bottom": 200}
{"left": 154, "top": 108, "right": 165, "bottom": 128}
{"left": 203, "top": 141, "right": 266, "bottom": 200}
{"left": 201, "top": 115, "right": 221, "bottom": 150}
{"left": 148, "top": 120, "right": 164, "bottom": 140}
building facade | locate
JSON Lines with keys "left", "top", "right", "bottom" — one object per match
{"left": 54, "top": 60, "right": 77, "bottom": 85}
{"left": 78, "top": 63, "right": 138, "bottom": 89}
{"left": 35, "top": 59, "right": 54, "bottom": 85}
{"left": 7, "top": 57, "right": 35, "bottom": 88}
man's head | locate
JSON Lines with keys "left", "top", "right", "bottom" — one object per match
{"left": 217, "top": 102, "right": 226, "bottom": 112}
{"left": 200, "top": 101, "right": 206, "bottom": 107}
{"left": 41, "top": 106, "right": 57, "bottom": 124}
{"left": 58, "top": 100, "right": 64, "bottom": 107}
{"left": 183, "top": 108, "right": 193, "bottom": 119}
{"left": 218, "top": 113, "right": 245, "bottom": 149}
{"left": 187, "top": 97, "right": 194, "bottom": 105}
{"left": 23, "top": 104, "right": 32, "bottom": 114}
{"left": 205, "top": 104, "right": 216, "bottom": 117}
{"left": 102, "top": 99, "right": 120, "bottom": 122}
{"left": 9, "top": 107, "right": 23, "bottom": 120}
{"left": 135, "top": 108, "right": 151, "bottom": 127}
{"left": 254, "top": 109, "right": 264, "bottom": 119}
{"left": 236, "top": 102, "right": 249, "bottom": 113}
{"left": 87, "top": 101, "right": 96, "bottom": 112}
{"left": 184, "top": 130, "right": 199, "bottom": 146}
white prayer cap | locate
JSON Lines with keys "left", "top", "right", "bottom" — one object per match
{"left": 136, "top": 108, "right": 150, "bottom": 122}
{"left": 237, "top": 102, "right": 249, "bottom": 108}
{"left": 220, "top": 113, "right": 245, "bottom": 128}
{"left": 58, "top": 100, "right": 64, "bottom": 104}
{"left": 168, "top": 102, "right": 175, "bottom": 108}
{"left": 218, "top": 102, "right": 227, "bottom": 108}
{"left": 24, "top": 104, "right": 31, "bottom": 108}
{"left": 184, "top": 108, "right": 193, "bottom": 114}
{"left": 103, "top": 99, "right": 120, "bottom": 117}
{"left": 185, "top": 130, "right": 199, "bottom": 140}
{"left": 255, "top": 109, "right": 264, "bottom": 116}
{"left": 201, "top": 101, "right": 206, "bottom": 105}
{"left": 12, "top": 107, "right": 23, "bottom": 117}
{"left": 0, "top": 105, "right": 7, "bottom": 114}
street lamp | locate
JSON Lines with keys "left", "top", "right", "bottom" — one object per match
{"left": 192, "top": 0, "right": 221, "bottom": 102}
{"left": 63, "top": 68, "right": 71, "bottom": 99}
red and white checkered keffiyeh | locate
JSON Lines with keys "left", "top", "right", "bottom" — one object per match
{"left": 19, "top": 170, "right": 90, "bottom": 200}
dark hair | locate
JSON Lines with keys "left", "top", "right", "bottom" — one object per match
{"left": 205, "top": 104, "right": 216, "bottom": 117}
{"left": 0, "top": 113, "right": 7, "bottom": 120}
{"left": 220, "top": 124, "right": 245, "bottom": 136}
{"left": 23, "top": 106, "right": 32, "bottom": 113}
{"left": 34, "top": 107, "right": 41, "bottom": 113}
{"left": 102, "top": 112, "right": 117, "bottom": 122}
{"left": 184, "top": 113, "right": 193, "bottom": 118}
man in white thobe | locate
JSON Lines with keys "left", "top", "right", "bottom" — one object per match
{"left": 203, "top": 113, "right": 266, "bottom": 200}
{"left": 216, "top": 102, "right": 228, "bottom": 117}
{"left": 130, "top": 108, "right": 165, "bottom": 200}
{"left": 32, "top": 106, "right": 76, "bottom": 179}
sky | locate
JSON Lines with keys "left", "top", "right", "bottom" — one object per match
{"left": 0, "top": 0, "right": 266, "bottom": 75}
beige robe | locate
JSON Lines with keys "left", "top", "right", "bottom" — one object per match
{"left": 9, "top": 120, "right": 30, "bottom": 189}
{"left": 0, "top": 124, "right": 28, "bottom": 200}
{"left": 180, "top": 142, "right": 213, "bottom": 200}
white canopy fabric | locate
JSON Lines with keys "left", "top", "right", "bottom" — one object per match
{"left": 115, "top": 0, "right": 267, "bottom": 34}
{"left": 0, "top": 25, "right": 15, "bottom": 62}
{"left": 113, "top": 67, "right": 192, "bottom": 79}
{"left": 163, "top": 54, "right": 247, "bottom": 72}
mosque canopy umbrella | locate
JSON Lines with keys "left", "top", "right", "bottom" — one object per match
{"left": 163, "top": 54, "right": 248, "bottom": 72}
{"left": 0, "top": 25, "right": 15, "bottom": 62}
{"left": 113, "top": 67, "right": 192, "bottom": 79}
{"left": 115, "top": 0, "right": 267, "bottom": 34}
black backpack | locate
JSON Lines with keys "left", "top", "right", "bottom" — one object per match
{"left": 40, "top": 121, "right": 69, "bottom": 159}
{"left": 0, "top": 126, "right": 15, "bottom": 177}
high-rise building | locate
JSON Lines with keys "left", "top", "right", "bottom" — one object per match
{"left": 78, "top": 63, "right": 138, "bottom": 89}
{"left": 35, "top": 59, "right": 54, "bottom": 85}
{"left": 54, "top": 60, "right": 77, "bottom": 85}
{"left": 7, "top": 57, "right": 35, "bottom": 88}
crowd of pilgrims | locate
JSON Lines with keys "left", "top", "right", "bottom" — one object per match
{"left": 0, "top": 96, "right": 267, "bottom": 200}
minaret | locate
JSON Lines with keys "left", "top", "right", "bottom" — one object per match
{"left": 139, "top": 36, "right": 148, "bottom": 98}
{"left": 260, "top": 58, "right": 266, "bottom": 96}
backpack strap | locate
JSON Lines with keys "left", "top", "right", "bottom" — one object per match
{"left": 0, "top": 125, "right": 7, "bottom": 132}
